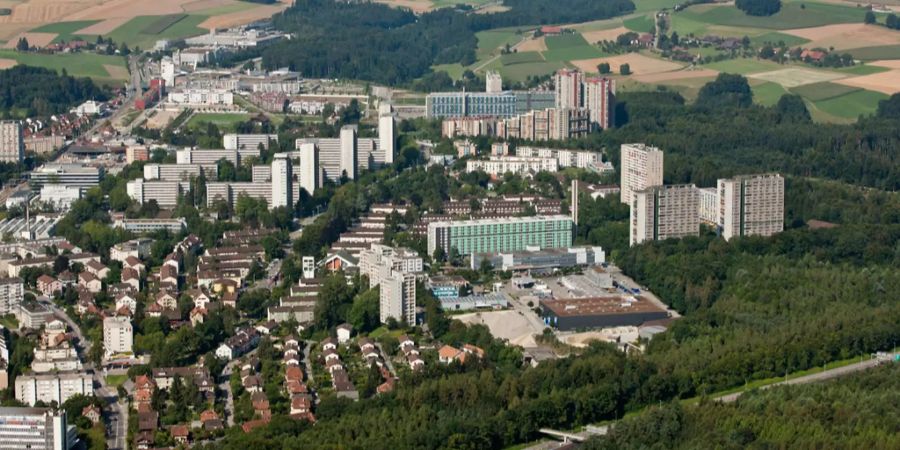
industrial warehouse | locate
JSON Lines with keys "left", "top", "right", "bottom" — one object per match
{"left": 539, "top": 296, "right": 670, "bottom": 331}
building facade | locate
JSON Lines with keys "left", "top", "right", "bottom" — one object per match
{"left": 271, "top": 153, "right": 293, "bottom": 208}
{"left": 223, "top": 134, "right": 278, "bottom": 151}
{"left": 620, "top": 143, "right": 664, "bottom": 205}
{"left": 630, "top": 184, "right": 699, "bottom": 246}
{"left": 0, "top": 278, "right": 23, "bottom": 315}
{"left": 466, "top": 156, "right": 559, "bottom": 176}
{"left": 103, "top": 316, "right": 133, "bottom": 357}
{"left": 718, "top": 173, "right": 784, "bottom": 240}
{"left": 0, "top": 121, "right": 24, "bottom": 164}
{"left": 0, "top": 407, "right": 72, "bottom": 450}
{"left": 427, "top": 215, "right": 574, "bottom": 256}
{"left": 15, "top": 371, "right": 94, "bottom": 406}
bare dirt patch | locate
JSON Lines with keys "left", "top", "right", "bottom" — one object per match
{"left": 870, "top": 59, "right": 900, "bottom": 69}
{"left": 632, "top": 68, "right": 719, "bottom": 83}
{"left": 581, "top": 26, "right": 629, "bottom": 44}
{"left": 571, "top": 53, "right": 683, "bottom": 75}
{"left": 748, "top": 67, "right": 845, "bottom": 88}
{"left": 374, "top": 0, "right": 433, "bottom": 14}
{"left": 835, "top": 70, "right": 900, "bottom": 94}
{"left": 784, "top": 23, "right": 900, "bottom": 51}
{"left": 516, "top": 36, "right": 546, "bottom": 52}
{"left": 456, "top": 310, "right": 540, "bottom": 348}
{"left": 0, "top": 23, "right": 35, "bottom": 41}
{"left": 560, "top": 327, "right": 639, "bottom": 348}
{"left": 2, "top": 31, "right": 55, "bottom": 48}
{"left": 198, "top": 3, "right": 286, "bottom": 30}
{"left": 0, "top": 58, "right": 17, "bottom": 69}
{"left": 67, "top": 0, "right": 212, "bottom": 20}
{"left": 103, "top": 63, "right": 128, "bottom": 79}
{"left": 145, "top": 109, "right": 181, "bottom": 129}
{"left": 0, "top": 0, "right": 91, "bottom": 24}
{"left": 74, "top": 17, "right": 129, "bottom": 35}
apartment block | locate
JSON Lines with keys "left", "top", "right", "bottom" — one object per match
{"left": 698, "top": 187, "right": 718, "bottom": 226}
{"left": 583, "top": 77, "right": 615, "bottom": 129}
{"left": 555, "top": 69, "right": 583, "bottom": 109}
{"left": 0, "top": 278, "right": 23, "bottom": 315}
{"left": 620, "top": 143, "right": 664, "bottom": 204}
{"left": 176, "top": 147, "right": 260, "bottom": 168}
{"left": 294, "top": 124, "right": 389, "bottom": 182}
{"left": 379, "top": 270, "right": 416, "bottom": 327}
{"left": 359, "top": 244, "right": 423, "bottom": 289}
{"left": 15, "top": 371, "right": 94, "bottom": 406}
{"left": 427, "top": 215, "right": 574, "bottom": 256}
{"left": 143, "top": 163, "right": 213, "bottom": 181}
{"left": 103, "top": 315, "right": 133, "bottom": 357}
{"left": 630, "top": 184, "right": 699, "bottom": 246}
{"left": 298, "top": 143, "right": 318, "bottom": 195}
{"left": 426, "top": 91, "right": 555, "bottom": 118}
{"left": 516, "top": 146, "right": 604, "bottom": 170}
{"left": 126, "top": 179, "right": 190, "bottom": 207}
{"left": 271, "top": 153, "right": 293, "bottom": 208}
{"left": 0, "top": 121, "right": 24, "bottom": 163}
{"left": 29, "top": 164, "right": 102, "bottom": 191}
{"left": 718, "top": 173, "right": 784, "bottom": 240}
{"left": 223, "top": 134, "right": 278, "bottom": 151}
{"left": 466, "top": 156, "right": 559, "bottom": 176}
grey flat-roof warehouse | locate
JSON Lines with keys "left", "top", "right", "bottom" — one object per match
{"left": 540, "top": 296, "right": 669, "bottom": 331}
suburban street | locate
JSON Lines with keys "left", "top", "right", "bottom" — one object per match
{"left": 219, "top": 347, "right": 260, "bottom": 427}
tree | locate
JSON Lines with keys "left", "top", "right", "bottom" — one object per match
{"left": 735, "top": 0, "right": 782, "bottom": 16}
{"left": 887, "top": 14, "right": 900, "bottom": 29}
{"left": 348, "top": 288, "right": 380, "bottom": 333}
{"left": 619, "top": 63, "right": 631, "bottom": 75}
{"left": 876, "top": 93, "right": 900, "bottom": 119}
{"left": 775, "top": 94, "right": 811, "bottom": 123}
{"left": 865, "top": 10, "right": 876, "bottom": 25}
{"left": 15, "top": 37, "right": 29, "bottom": 51}
{"left": 695, "top": 73, "right": 753, "bottom": 109}
{"left": 597, "top": 62, "right": 611, "bottom": 74}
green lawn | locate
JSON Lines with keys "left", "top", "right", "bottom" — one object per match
{"left": 678, "top": 1, "right": 867, "bottom": 30}
{"left": 476, "top": 30, "right": 520, "bottom": 59}
{"left": 703, "top": 57, "right": 782, "bottom": 74}
{"left": 749, "top": 31, "right": 810, "bottom": 47}
{"left": 790, "top": 81, "right": 860, "bottom": 102}
{"left": 0, "top": 314, "right": 17, "bottom": 329}
{"left": 752, "top": 81, "right": 788, "bottom": 106}
{"left": 31, "top": 20, "right": 100, "bottom": 43}
{"left": 0, "top": 49, "right": 127, "bottom": 80}
{"left": 623, "top": 14, "right": 656, "bottom": 34}
{"left": 500, "top": 51, "right": 545, "bottom": 65}
{"left": 845, "top": 45, "right": 900, "bottom": 61}
{"left": 813, "top": 89, "right": 887, "bottom": 119}
{"left": 186, "top": 113, "right": 252, "bottom": 130}
{"left": 105, "top": 374, "right": 128, "bottom": 387}
{"left": 633, "top": 0, "right": 681, "bottom": 13}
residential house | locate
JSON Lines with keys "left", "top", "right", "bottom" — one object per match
{"left": 156, "top": 291, "right": 178, "bottom": 310}
{"left": 124, "top": 256, "right": 146, "bottom": 273}
{"left": 438, "top": 345, "right": 462, "bottom": 364}
{"left": 36, "top": 275, "right": 61, "bottom": 297}
{"left": 82, "top": 404, "right": 101, "bottom": 424}
{"left": 336, "top": 323, "right": 352, "bottom": 344}
{"left": 85, "top": 260, "right": 110, "bottom": 280}
{"left": 171, "top": 425, "right": 190, "bottom": 445}
{"left": 121, "top": 268, "right": 140, "bottom": 291}
{"left": 78, "top": 272, "right": 102, "bottom": 293}
{"left": 115, "top": 292, "right": 137, "bottom": 313}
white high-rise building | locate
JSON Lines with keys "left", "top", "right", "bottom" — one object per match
{"left": 103, "top": 315, "right": 133, "bottom": 357}
{"left": 299, "top": 143, "right": 318, "bottom": 195}
{"left": 0, "top": 121, "right": 24, "bottom": 164}
{"left": 554, "top": 69, "right": 583, "bottom": 109}
{"left": 379, "top": 269, "right": 416, "bottom": 327}
{"left": 223, "top": 134, "right": 278, "bottom": 151}
{"left": 378, "top": 115, "right": 396, "bottom": 165}
{"left": 301, "top": 256, "right": 315, "bottom": 279}
{"left": 698, "top": 187, "right": 718, "bottom": 226}
{"left": 630, "top": 184, "right": 699, "bottom": 246}
{"left": 718, "top": 174, "right": 784, "bottom": 241}
{"left": 15, "top": 371, "right": 93, "bottom": 407}
{"left": 0, "top": 278, "right": 23, "bottom": 315}
{"left": 486, "top": 71, "right": 503, "bottom": 93}
{"left": 339, "top": 126, "right": 357, "bottom": 180}
{"left": 271, "top": 153, "right": 293, "bottom": 208}
{"left": 620, "top": 143, "right": 664, "bottom": 205}
{"left": 160, "top": 57, "right": 176, "bottom": 87}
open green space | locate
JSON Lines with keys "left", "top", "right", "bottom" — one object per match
{"left": 0, "top": 49, "right": 126, "bottom": 80}
{"left": 832, "top": 64, "right": 891, "bottom": 76}
{"left": 186, "top": 113, "right": 252, "bottom": 130}
{"left": 87, "top": 14, "right": 209, "bottom": 49}
{"left": 623, "top": 14, "right": 655, "bottom": 34}
{"left": 475, "top": 29, "right": 521, "bottom": 59}
{"left": 431, "top": 63, "right": 466, "bottom": 79}
{"left": 500, "top": 51, "right": 545, "bottom": 65}
{"left": 678, "top": 1, "right": 866, "bottom": 30}
{"left": 32, "top": 20, "right": 100, "bottom": 43}
{"left": 0, "top": 314, "right": 17, "bottom": 329}
{"left": 105, "top": 374, "right": 128, "bottom": 387}
{"left": 813, "top": 89, "right": 887, "bottom": 119}
{"left": 632, "top": 0, "right": 681, "bottom": 13}
{"left": 751, "top": 81, "right": 788, "bottom": 106}
{"left": 749, "top": 31, "right": 810, "bottom": 47}
{"left": 790, "top": 81, "right": 860, "bottom": 102}
{"left": 845, "top": 44, "right": 900, "bottom": 61}
{"left": 498, "top": 60, "right": 567, "bottom": 82}
{"left": 702, "top": 57, "right": 782, "bottom": 74}
{"left": 541, "top": 33, "right": 607, "bottom": 61}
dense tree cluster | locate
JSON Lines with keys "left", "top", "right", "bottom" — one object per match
{"left": 735, "top": 0, "right": 782, "bottom": 16}
{"left": 587, "top": 365, "right": 900, "bottom": 449}
{"left": 263, "top": 0, "right": 635, "bottom": 84}
{"left": 0, "top": 66, "right": 108, "bottom": 117}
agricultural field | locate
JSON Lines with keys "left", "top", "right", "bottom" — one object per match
{"left": 676, "top": 1, "right": 867, "bottom": 30}
{"left": 749, "top": 81, "right": 788, "bottom": 106}
{"left": 811, "top": 88, "right": 887, "bottom": 120}
{"left": 0, "top": 48, "right": 127, "bottom": 80}
{"left": 542, "top": 34, "right": 606, "bottom": 61}
{"left": 0, "top": 0, "right": 291, "bottom": 47}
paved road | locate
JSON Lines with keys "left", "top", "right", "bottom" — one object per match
{"left": 219, "top": 348, "right": 260, "bottom": 427}
{"left": 715, "top": 357, "right": 882, "bottom": 403}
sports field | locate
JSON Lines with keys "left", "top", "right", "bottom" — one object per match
{"left": 186, "top": 112, "right": 251, "bottom": 130}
